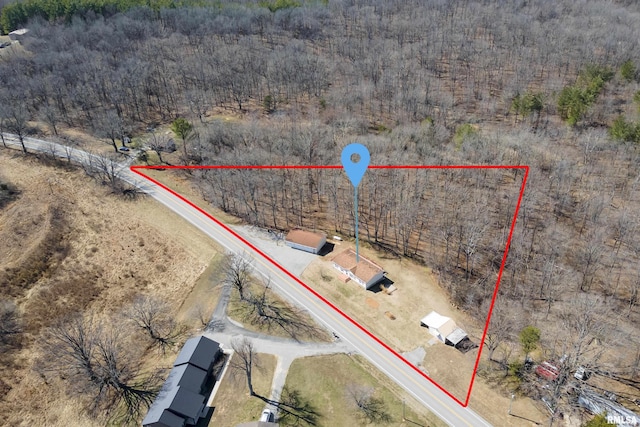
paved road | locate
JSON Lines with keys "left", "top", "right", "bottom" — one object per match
{"left": 2, "top": 134, "right": 492, "bottom": 427}
{"left": 207, "top": 280, "right": 352, "bottom": 415}
{"left": 205, "top": 322, "right": 352, "bottom": 405}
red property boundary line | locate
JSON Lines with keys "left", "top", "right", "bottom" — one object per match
{"left": 130, "top": 164, "right": 529, "bottom": 408}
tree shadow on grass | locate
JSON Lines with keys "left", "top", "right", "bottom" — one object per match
{"left": 253, "top": 387, "right": 322, "bottom": 426}
{"left": 231, "top": 285, "right": 328, "bottom": 342}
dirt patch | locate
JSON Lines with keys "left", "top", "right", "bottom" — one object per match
{"left": 365, "top": 297, "right": 380, "bottom": 309}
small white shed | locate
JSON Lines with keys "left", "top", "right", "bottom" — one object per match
{"left": 420, "top": 311, "right": 468, "bottom": 346}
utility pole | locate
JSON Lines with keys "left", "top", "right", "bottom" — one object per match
{"left": 508, "top": 393, "right": 515, "bottom": 415}
{"left": 402, "top": 398, "right": 406, "bottom": 421}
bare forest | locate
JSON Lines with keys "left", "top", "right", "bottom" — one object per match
{"left": 2, "top": 0, "right": 640, "bottom": 421}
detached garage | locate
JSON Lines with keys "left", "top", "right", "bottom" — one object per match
{"left": 420, "top": 311, "right": 468, "bottom": 347}
{"left": 285, "top": 229, "right": 326, "bottom": 254}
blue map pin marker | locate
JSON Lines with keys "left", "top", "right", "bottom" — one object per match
{"left": 341, "top": 143, "right": 370, "bottom": 187}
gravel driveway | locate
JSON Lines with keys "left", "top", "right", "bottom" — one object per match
{"left": 230, "top": 225, "right": 319, "bottom": 277}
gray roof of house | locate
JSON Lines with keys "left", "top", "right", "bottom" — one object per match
{"left": 171, "top": 363, "right": 208, "bottom": 394}
{"left": 143, "top": 336, "right": 220, "bottom": 426}
{"left": 174, "top": 336, "right": 220, "bottom": 371}
{"left": 143, "top": 385, "right": 204, "bottom": 425}
{"left": 445, "top": 328, "right": 468, "bottom": 345}
{"left": 142, "top": 408, "right": 185, "bottom": 427}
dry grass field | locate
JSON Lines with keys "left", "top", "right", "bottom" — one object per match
{"left": 227, "top": 281, "right": 332, "bottom": 342}
{"left": 141, "top": 166, "right": 549, "bottom": 425}
{"left": 0, "top": 150, "right": 220, "bottom": 426}
{"left": 301, "top": 241, "right": 548, "bottom": 424}
{"left": 302, "top": 242, "right": 480, "bottom": 397}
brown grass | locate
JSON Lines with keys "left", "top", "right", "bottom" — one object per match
{"left": 0, "top": 150, "right": 221, "bottom": 426}
{"left": 141, "top": 168, "right": 243, "bottom": 225}
{"left": 114, "top": 160, "right": 549, "bottom": 424}
{"left": 176, "top": 252, "right": 227, "bottom": 329}
{"left": 227, "top": 281, "right": 331, "bottom": 343}
{"left": 300, "top": 241, "right": 549, "bottom": 420}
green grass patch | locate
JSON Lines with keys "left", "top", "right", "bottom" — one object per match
{"left": 209, "top": 352, "right": 277, "bottom": 426}
{"left": 285, "top": 354, "right": 445, "bottom": 426}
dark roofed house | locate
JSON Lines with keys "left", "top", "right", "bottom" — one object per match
{"left": 332, "top": 249, "right": 385, "bottom": 289}
{"left": 143, "top": 408, "right": 186, "bottom": 427}
{"left": 143, "top": 336, "right": 220, "bottom": 427}
{"left": 170, "top": 363, "right": 208, "bottom": 395}
{"left": 144, "top": 386, "right": 205, "bottom": 426}
{"left": 285, "top": 229, "right": 327, "bottom": 254}
{"left": 174, "top": 335, "right": 220, "bottom": 374}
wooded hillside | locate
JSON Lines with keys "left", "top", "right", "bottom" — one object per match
{"left": 1, "top": 0, "right": 640, "bottom": 420}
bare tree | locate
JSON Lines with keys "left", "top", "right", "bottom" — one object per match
{"left": 231, "top": 336, "right": 257, "bottom": 396}
{"left": 94, "top": 326, "right": 161, "bottom": 424}
{"left": 148, "top": 132, "right": 170, "bottom": 164}
{"left": 39, "top": 315, "right": 162, "bottom": 423}
{"left": 6, "top": 101, "right": 30, "bottom": 153}
{"left": 85, "top": 153, "right": 123, "bottom": 192}
{"left": 0, "top": 102, "right": 8, "bottom": 148}
{"left": 240, "top": 276, "right": 323, "bottom": 342}
{"left": 346, "top": 384, "right": 392, "bottom": 424}
{"left": 45, "top": 142, "right": 59, "bottom": 160}
{"left": 575, "top": 231, "right": 606, "bottom": 293}
{"left": 39, "top": 104, "right": 60, "bottom": 136}
{"left": 225, "top": 253, "right": 253, "bottom": 301}
{"left": 40, "top": 316, "right": 101, "bottom": 395}
{"left": 124, "top": 295, "right": 184, "bottom": 354}
{"left": 93, "top": 110, "right": 126, "bottom": 153}
{"left": 482, "top": 298, "right": 517, "bottom": 363}
{"left": 188, "top": 302, "right": 211, "bottom": 329}
{"left": 63, "top": 144, "right": 74, "bottom": 163}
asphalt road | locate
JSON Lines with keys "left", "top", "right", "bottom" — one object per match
{"left": 2, "top": 134, "right": 493, "bottom": 427}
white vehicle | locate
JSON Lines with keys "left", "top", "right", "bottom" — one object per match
{"left": 260, "top": 409, "right": 274, "bottom": 422}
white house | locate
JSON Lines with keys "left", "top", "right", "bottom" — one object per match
{"left": 420, "top": 311, "right": 468, "bottom": 346}
{"left": 332, "top": 249, "right": 385, "bottom": 289}
{"left": 285, "top": 229, "right": 326, "bottom": 254}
